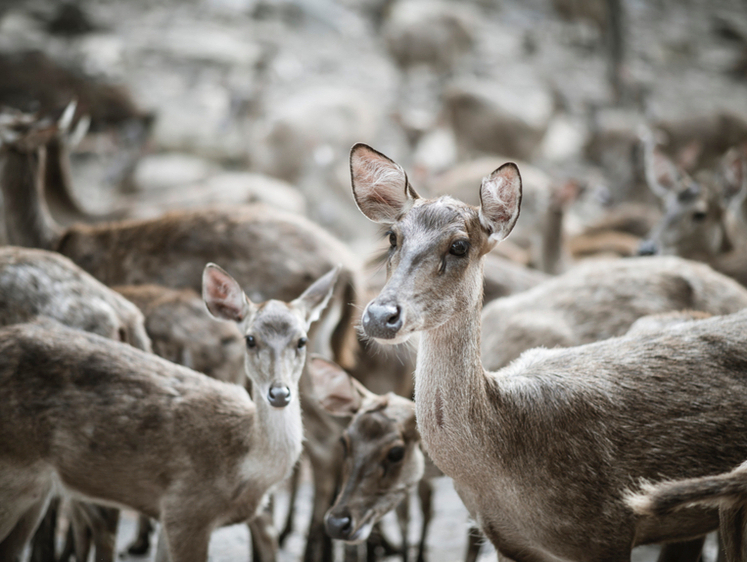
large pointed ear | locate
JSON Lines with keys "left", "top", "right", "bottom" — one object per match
{"left": 291, "top": 265, "right": 340, "bottom": 329}
{"left": 202, "top": 263, "right": 251, "bottom": 322}
{"left": 350, "top": 143, "right": 420, "bottom": 224}
{"left": 479, "top": 162, "right": 522, "bottom": 244}
{"left": 308, "top": 355, "right": 375, "bottom": 416}
{"left": 640, "top": 130, "right": 684, "bottom": 199}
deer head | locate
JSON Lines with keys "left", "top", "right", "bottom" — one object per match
{"left": 308, "top": 355, "right": 423, "bottom": 543}
{"left": 203, "top": 264, "right": 339, "bottom": 408}
{"left": 350, "top": 142, "right": 522, "bottom": 343}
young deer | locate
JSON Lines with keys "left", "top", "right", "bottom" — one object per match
{"left": 350, "top": 142, "right": 747, "bottom": 562}
{"left": 308, "top": 355, "right": 433, "bottom": 562}
{"left": 0, "top": 265, "right": 337, "bottom": 562}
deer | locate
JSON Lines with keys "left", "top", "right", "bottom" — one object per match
{"left": 0, "top": 264, "right": 338, "bottom": 562}
{"left": 308, "top": 355, "right": 434, "bottom": 562}
{"left": 0, "top": 245, "right": 152, "bottom": 562}
{"left": 0, "top": 109, "right": 362, "bottom": 562}
{"left": 349, "top": 142, "right": 747, "bottom": 562}
{"left": 638, "top": 131, "right": 747, "bottom": 287}
{"left": 480, "top": 255, "right": 747, "bottom": 371}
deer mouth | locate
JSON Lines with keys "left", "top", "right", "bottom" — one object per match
{"left": 347, "top": 513, "right": 375, "bottom": 543}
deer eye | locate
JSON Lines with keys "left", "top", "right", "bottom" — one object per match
{"left": 297, "top": 337, "right": 307, "bottom": 349}
{"left": 387, "top": 446, "right": 405, "bottom": 463}
{"left": 692, "top": 211, "right": 707, "bottom": 222}
{"left": 246, "top": 335, "right": 256, "bottom": 348}
{"left": 449, "top": 240, "right": 469, "bottom": 256}
{"left": 387, "top": 231, "right": 397, "bottom": 248}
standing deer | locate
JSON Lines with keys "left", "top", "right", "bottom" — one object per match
{"left": 350, "top": 142, "right": 747, "bottom": 562}
{"left": 0, "top": 265, "right": 338, "bottom": 562}
{"left": 0, "top": 109, "right": 361, "bottom": 561}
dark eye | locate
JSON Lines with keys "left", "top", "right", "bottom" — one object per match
{"left": 246, "top": 335, "right": 256, "bottom": 348}
{"left": 297, "top": 337, "right": 307, "bottom": 349}
{"left": 692, "top": 211, "right": 707, "bottom": 222}
{"left": 387, "top": 446, "right": 405, "bottom": 463}
{"left": 449, "top": 240, "right": 469, "bottom": 256}
{"left": 388, "top": 231, "right": 397, "bottom": 248}
{"left": 118, "top": 327, "right": 127, "bottom": 343}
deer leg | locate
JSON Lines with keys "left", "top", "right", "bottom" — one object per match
{"left": 303, "top": 455, "right": 338, "bottom": 562}
{"left": 0, "top": 495, "right": 52, "bottom": 562}
{"left": 395, "top": 496, "right": 410, "bottom": 562}
{"left": 249, "top": 508, "right": 278, "bottom": 562}
{"left": 464, "top": 527, "right": 482, "bottom": 562}
{"left": 416, "top": 479, "right": 433, "bottom": 562}
{"left": 156, "top": 515, "right": 211, "bottom": 562}
{"left": 29, "top": 497, "right": 58, "bottom": 562}
{"left": 278, "top": 462, "right": 301, "bottom": 546}
{"left": 89, "top": 505, "right": 120, "bottom": 562}
{"left": 719, "top": 505, "right": 746, "bottom": 562}
{"left": 69, "top": 501, "right": 93, "bottom": 562}
{"left": 656, "top": 538, "right": 705, "bottom": 562}
{"left": 127, "top": 514, "right": 155, "bottom": 555}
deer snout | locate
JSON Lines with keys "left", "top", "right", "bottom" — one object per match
{"left": 267, "top": 382, "right": 291, "bottom": 408}
{"left": 638, "top": 239, "right": 659, "bottom": 256}
{"left": 362, "top": 301, "right": 403, "bottom": 339}
{"left": 325, "top": 508, "right": 354, "bottom": 540}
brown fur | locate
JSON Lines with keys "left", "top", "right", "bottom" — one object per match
{"left": 480, "top": 256, "right": 747, "bottom": 370}
{"left": 351, "top": 143, "right": 747, "bottom": 562}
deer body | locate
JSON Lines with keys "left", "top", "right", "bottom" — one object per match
{"left": 0, "top": 321, "right": 289, "bottom": 562}
{"left": 480, "top": 256, "right": 747, "bottom": 370}
{"left": 350, "top": 143, "right": 747, "bottom": 562}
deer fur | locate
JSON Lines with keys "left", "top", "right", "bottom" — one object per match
{"left": 309, "top": 356, "right": 433, "bottom": 562}
{"left": 0, "top": 245, "right": 151, "bottom": 562}
{"left": 350, "top": 142, "right": 747, "bottom": 562}
{"left": 114, "top": 284, "right": 245, "bottom": 385}
{"left": 0, "top": 265, "right": 337, "bottom": 562}
{"left": 480, "top": 255, "right": 747, "bottom": 370}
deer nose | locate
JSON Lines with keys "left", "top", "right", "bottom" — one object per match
{"left": 638, "top": 239, "right": 659, "bottom": 256}
{"left": 325, "top": 509, "right": 354, "bottom": 540}
{"left": 362, "top": 302, "right": 402, "bottom": 339}
{"left": 267, "top": 383, "right": 291, "bottom": 408}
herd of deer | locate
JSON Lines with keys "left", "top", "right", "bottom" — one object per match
{"left": 2, "top": 101, "right": 747, "bottom": 562}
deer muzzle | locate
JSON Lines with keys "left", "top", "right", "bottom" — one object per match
{"left": 362, "top": 301, "right": 402, "bottom": 339}
{"left": 267, "top": 382, "right": 291, "bottom": 408}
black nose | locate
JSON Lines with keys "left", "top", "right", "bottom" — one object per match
{"left": 325, "top": 509, "right": 353, "bottom": 540}
{"left": 362, "top": 302, "right": 402, "bottom": 339}
{"left": 267, "top": 383, "right": 291, "bottom": 408}
{"left": 638, "top": 239, "right": 658, "bottom": 256}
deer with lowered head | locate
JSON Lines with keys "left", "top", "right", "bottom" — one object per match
{"left": 0, "top": 264, "right": 338, "bottom": 562}
{"left": 349, "top": 142, "right": 747, "bottom": 562}
{"left": 308, "top": 355, "right": 434, "bottom": 562}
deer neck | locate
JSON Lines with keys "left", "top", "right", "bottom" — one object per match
{"left": 1, "top": 147, "right": 61, "bottom": 250}
{"left": 250, "top": 390, "right": 304, "bottom": 483}
{"left": 414, "top": 259, "right": 491, "bottom": 478}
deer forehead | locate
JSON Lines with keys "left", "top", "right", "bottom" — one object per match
{"left": 398, "top": 197, "right": 481, "bottom": 242}
{"left": 247, "top": 300, "right": 305, "bottom": 340}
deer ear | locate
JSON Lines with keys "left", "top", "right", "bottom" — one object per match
{"left": 291, "top": 266, "right": 340, "bottom": 329}
{"left": 308, "top": 355, "right": 369, "bottom": 416}
{"left": 479, "top": 162, "right": 522, "bottom": 244}
{"left": 202, "top": 263, "right": 251, "bottom": 322}
{"left": 643, "top": 142, "right": 684, "bottom": 199}
{"left": 350, "top": 143, "right": 419, "bottom": 224}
